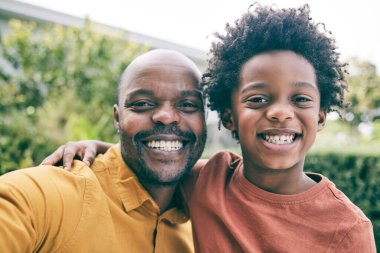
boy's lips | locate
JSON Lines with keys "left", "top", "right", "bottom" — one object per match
{"left": 257, "top": 129, "right": 302, "bottom": 145}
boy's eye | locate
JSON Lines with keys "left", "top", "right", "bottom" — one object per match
{"left": 292, "top": 95, "right": 313, "bottom": 107}
{"left": 245, "top": 95, "right": 269, "bottom": 105}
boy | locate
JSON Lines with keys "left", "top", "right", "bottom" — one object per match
{"left": 43, "top": 4, "right": 376, "bottom": 252}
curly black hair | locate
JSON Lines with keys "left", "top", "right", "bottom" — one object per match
{"left": 203, "top": 4, "right": 348, "bottom": 118}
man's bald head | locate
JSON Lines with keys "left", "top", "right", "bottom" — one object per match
{"left": 116, "top": 49, "right": 201, "bottom": 104}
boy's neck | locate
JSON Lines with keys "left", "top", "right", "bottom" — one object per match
{"left": 242, "top": 164, "right": 317, "bottom": 195}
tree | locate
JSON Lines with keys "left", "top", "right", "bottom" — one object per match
{"left": 346, "top": 58, "right": 380, "bottom": 123}
{"left": 0, "top": 19, "right": 148, "bottom": 173}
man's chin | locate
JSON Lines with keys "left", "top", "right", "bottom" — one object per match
{"left": 138, "top": 160, "right": 191, "bottom": 186}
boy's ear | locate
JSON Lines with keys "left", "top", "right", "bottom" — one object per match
{"left": 317, "top": 110, "right": 327, "bottom": 131}
{"left": 113, "top": 104, "right": 120, "bottom": 133}
{"left": 221, "top": 109, "right": 236, "bottom": 131}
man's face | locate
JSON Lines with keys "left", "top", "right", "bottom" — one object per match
{"left": 115, "top": 52, "right": 207, "bottom": 186}
{"left": 225, "top": 50, "right": 326, "bottom": 171}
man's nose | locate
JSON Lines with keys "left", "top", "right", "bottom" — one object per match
{"left": 265, "top": 102, "right": 294, "bottom": 122}
{"left": 152, "top": 103, "right": 180, "bottom": 125}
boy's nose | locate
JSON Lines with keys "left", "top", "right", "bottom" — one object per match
{"left": 266, "top": 103, "right": 294, "bottom": 122}
{"left": 152, "top": 103, "right": 180, "bottom": 125}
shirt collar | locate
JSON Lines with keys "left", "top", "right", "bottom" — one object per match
{"left": 103, "top": 144, "right": 189, "bottom": 224}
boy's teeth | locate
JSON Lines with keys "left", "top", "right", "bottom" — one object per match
{"left": 263, "top": 134, "right": 295, "bottom": 144}
{"left": 147, "top": 140, "right": 183, "bottom": 151}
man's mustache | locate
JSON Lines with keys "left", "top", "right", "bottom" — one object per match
{"left": 133, "top": 124, "right": 196, "bottom": 143}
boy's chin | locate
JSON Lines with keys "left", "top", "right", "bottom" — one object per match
{"left": 261, "top": 160, "right": 301, "bottom": 171}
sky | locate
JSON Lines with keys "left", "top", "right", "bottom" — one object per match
{"left": 20, "top": 0, "right": 380, "bottom": 70}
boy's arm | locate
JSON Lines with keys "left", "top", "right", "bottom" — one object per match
{"left": 336, "top": 220, "right": 376, "bottom": 253}
{"left": 40, "top": 140, "right": 113, "bottom": 170}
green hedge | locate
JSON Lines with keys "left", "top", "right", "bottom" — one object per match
{"left": 305, "top": 152, "right": 379, "bottom": 249}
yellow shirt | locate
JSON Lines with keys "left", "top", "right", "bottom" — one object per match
{"left": 0, "top": 145, "right": 193, "bottom": 253}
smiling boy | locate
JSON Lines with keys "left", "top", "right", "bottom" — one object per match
{"left": 183, "top": 5, "right": 375, "bottom": 252}
{"left": 42, "top": 4, "right": 376, "bottom": 252}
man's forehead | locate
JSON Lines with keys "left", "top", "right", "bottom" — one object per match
{"left": 126, "top": 49, "right": 200, "bottom": 73}
{"left": 117, "top": 49, "right": 202, "bottom": 102}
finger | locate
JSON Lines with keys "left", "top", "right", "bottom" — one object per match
{"left": 40, "top": 146, "right": 65, "bottom": 165}
{"left": 62, "top": 145, "right": 78, "bottom": 170}
{"left": 82, "top": 147, "right": 97, "bottom": 166}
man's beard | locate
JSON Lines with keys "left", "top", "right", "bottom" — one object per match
{"left": 119, "top": 124, "right": 207, "bottom": 187}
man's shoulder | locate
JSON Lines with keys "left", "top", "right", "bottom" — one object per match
{"left": 2, "top": 161, "right": 94, "bottom": 181}
{"left": 0, "top": 161, "right": 99, "bottom": 202}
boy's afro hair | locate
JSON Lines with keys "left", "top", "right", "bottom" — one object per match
{"left": 202, "top": 4, "right": 348, "bottom": 116}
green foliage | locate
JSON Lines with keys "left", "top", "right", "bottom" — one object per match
{"left": 0, "top": 19, "right": 149, "bottom": 173}
{"left": 346, "top": 58, "right": 380, "bottom": 123}
{"left": 305, "top": 152, "right": 380, "bottom": 250}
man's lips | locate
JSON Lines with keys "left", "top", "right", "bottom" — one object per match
{"left": 140, "top": 135, "right": 189, "bottom": 152}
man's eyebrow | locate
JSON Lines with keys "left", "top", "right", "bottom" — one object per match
{"left": 180, "top": 90, "right": 203, "bottom": 99}
{"left": 123, "top": 89, "right": 154, "bottom": 101}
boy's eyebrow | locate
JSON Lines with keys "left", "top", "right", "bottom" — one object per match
{"left": 292, "top": 81, "right": 319, "bottom": 92}
{"left": 240, "top": 81, "right": 319, "bottom": 94}
{"left": 241, "top": 83, "right": 268, "bottom": 94}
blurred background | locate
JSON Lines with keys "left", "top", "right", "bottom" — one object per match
{"left": 0, "top": 0, "right": 379, "bottom": 245}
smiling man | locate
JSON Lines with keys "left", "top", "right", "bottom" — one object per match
{"left": 0, "top": 49, "right": 207, "bottom": 253}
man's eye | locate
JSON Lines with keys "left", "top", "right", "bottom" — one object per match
{"left": 178, "top": 101, "right": 200, "bottom": 112}
{"left": 129, "top": 101, "right": 155, "bottom": 110}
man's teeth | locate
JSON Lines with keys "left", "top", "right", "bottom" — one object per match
{"left": 147, "top": 140, "right": 183, "bottom": 151}
{"left": 263, "top": 134, "right": 295, "bottom": 144}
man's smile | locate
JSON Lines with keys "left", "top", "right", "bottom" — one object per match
{"left": 138, "top": 133, "right": 193, "bottom": 155}
{"left": 146, "top": 140, "right": 183, "bottom": 151}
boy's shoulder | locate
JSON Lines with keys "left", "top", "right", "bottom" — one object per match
{"left": 204, "top": 150, "right": 242, "bottom": 170}
{"left": 317, "top": 175, "right": 376, "bottom": 252}
{"left": 320, "top": 175, "right": 370, "bottom": 223}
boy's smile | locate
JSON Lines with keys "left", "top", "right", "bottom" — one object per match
{"left": 224, "top": 50, "right": 326, "bottom": 171}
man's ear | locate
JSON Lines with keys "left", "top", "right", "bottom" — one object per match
{"left": 221, "top": 109, "right": 236, "bottom": 131}
{"left": 318, "top": 110, "right": 327, "bottom": 131}
{"left": 113, "top": 104, "right": 120, "bottom": 133}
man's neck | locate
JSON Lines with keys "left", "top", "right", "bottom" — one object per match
{"left": 141, "top": 182, "right": 178, "bottom": 213}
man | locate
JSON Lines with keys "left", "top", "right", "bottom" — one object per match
{"left": 0, "top": 49, "right": 207, "bottom": 252}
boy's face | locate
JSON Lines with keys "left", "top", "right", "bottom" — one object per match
{"left": 224, "top": 50, "right": 326, "bottom": 171}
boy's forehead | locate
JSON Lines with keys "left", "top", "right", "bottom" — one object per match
{"left": 240, "top": 50, "right": 317, "bottom": 85}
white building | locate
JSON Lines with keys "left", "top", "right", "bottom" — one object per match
{"left": 0, "top": 0, "right": 206, "bottom": 69}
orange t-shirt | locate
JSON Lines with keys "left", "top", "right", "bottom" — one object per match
{"left": 183, "top": 151, "right": 376, "bottom": 253}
